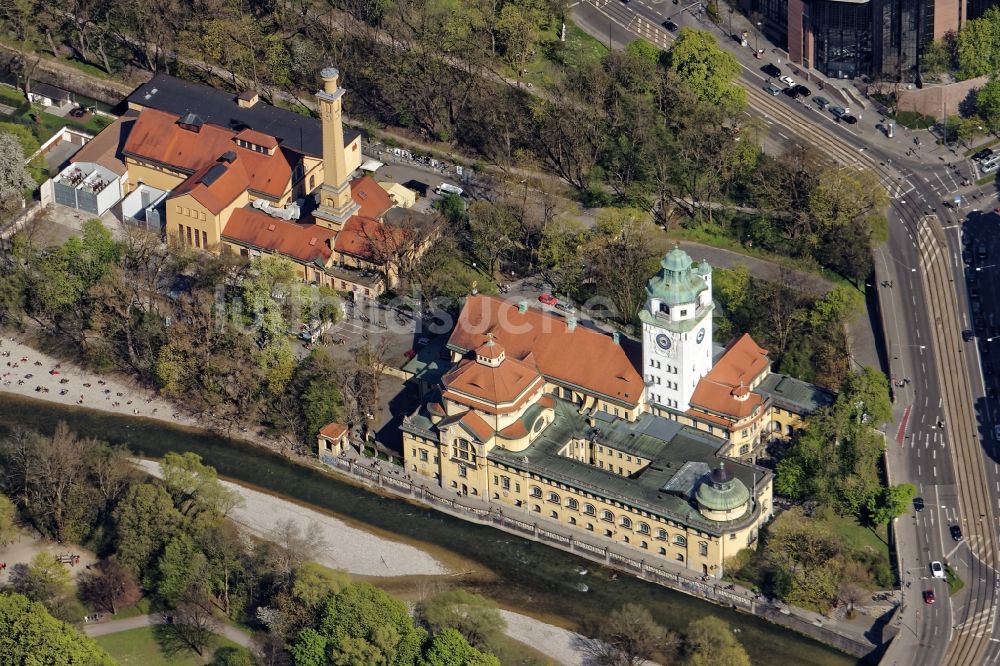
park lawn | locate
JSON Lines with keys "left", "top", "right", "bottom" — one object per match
{"left": 520, "top": 22, "right": 609, "bottom": 89}
{"left": 488, "top": 633, "right": 557, "bottom": 665}
{"left": 824, "top": 511, "right": 890, "bottom": 558}
{"left": 94, "top": 626, "right": 243, "bottom": 665}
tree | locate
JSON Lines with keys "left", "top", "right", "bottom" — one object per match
{"left": 79, "top": 558, "right": 141, "bottom": 615}
{"left": 420, "top": 627, "right": 501, "bottom": 666}
{"left": 269, "top": 519, "right": 329, "bottom": 583}
{"left": 592, "top": 603, "right": 678, "bottom": 666}
{"left": 538, "top": 216, "right": 587, "bottom": 296}
{"left": 160, "top": 452, "right": 243, "bottom": 518}
{"left": 957, "top": 7, "right": 1000, "bottom": 80}
{"left": 665, "top": 28, "right": 745, "bottom": 114}
{"left": 291, "top": 562, "right": 351, "bottom": 611}
{"left": 159, "top": 599, "right": 221, "bottom": 657}
{"left": 0, "top": 494, "right": 17, "bottom": 547}
{"left": 417, "top": 589, "right": 505, "bottom": 651}
{"left": 586, "top": 209, "right": 667, "bottom": 322}
{"left": 0, "top": 592, "right": 115, "bottom": 665}
{"left": 211, "top": 646, "right": 258, "bottom": 666}
{"left": 866, "top": 483, "right": 917, "bottom": 525}
{"left": 468, "top": 200, "right": 520, "bottom": 278}
{"left": 113, "top": 481, "right": 183, "bottom": 577}
{"left": 920, "top": 39, "right": 952, "bottom": 81}
{"left": 157, "top": 532, "right": 212, "bottom": 608}
{"left": 979, "top": 79, "right": 1000, "bottom": 134}
{"left": 626, "top": 38, "right": 661, "bottom": 67}
{"left": 684, "top": 616, "right": 750, "bottom": 666}
{"left": 0, "top": 130, "right": 34, "bottom": 213}
{"left": 8, "top": 552, "right": 82, "bottom": 622}
{"left": 761, "top": 507, "right": 845, "bottom": 611}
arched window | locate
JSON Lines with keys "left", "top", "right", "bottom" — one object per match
{"left": 566, "top": 498, "right": 579, "bottom": 510}
{"left": 584, "top": 504, "right": 596, "bottom": 516}
{"left": 658, "top": 547, "right": 667, "bottom": 555}
{"left": 620, "top": 516, "right": 632, "bottom": 529}
{"left": 309, "top": 175, "right": 315, "bottom": 190}
{"left": 673, "top": 535, "right": 687, "bottom": 547}
{"left": 657, "top": 528, "right": 667, "bottom": 540}
{"left": 676, "top": 554, "right": 685, "bottom": 562}
{"left": 547, "top": 491, "right": 560, "bottom": 503}
{"left": 602, "top": 510, "right": 614, "bottom": 522}
{"left": 532, "top": 504, "right": 541, "bottom": 513}
{"left": 640, "top": 541, "right": 648, "bottom": 549}
{"left": 772, "top": 420, "right": 783, "bottom": 432}
{"left": 530, "top": 486, "right": 542, "bottom": 498}
{"left": 786, "top": 424, "right": 794, "bottom": 436}
{"left": 638, "top": 522, "right": 650, "bottom": 535}
{"left": 550, "top": 511, "right": 559, "bottom": 520}
{"left": 569, "top": 516, "right": 577, "bottom": 525}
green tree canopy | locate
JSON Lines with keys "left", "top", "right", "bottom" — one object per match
{"left": 416, "top": 589, "right": 506, "bottom": 650}
{"left": 419, "top": 628, "right": 501, "bottom": 666}
{"left": 666, "top": 28, "right": 746, "bottom": 114}
{"left": 866, "top": 483, "right": 917, "bottom": 525}
{"left": 957, "top": 7, "right": 1000, "bottom": 79}
{"left": 0, "top": 592, "right": 115, "bottom": 665}
{"left": 113, "top": 481, "right": 183, "bottom": 577}
{"left": 980, "top": 79, "right": 1000, "bottom": 133}
{"left": 684, "top": 615, "right": 751, "bottom": 666}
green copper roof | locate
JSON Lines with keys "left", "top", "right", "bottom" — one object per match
{"left": 645, "top": 246, "right": 708, "bottom": 307}
{"left": 696, "top": 260, "right": 711, "bottom": 276}
{"left": 696, "top": 465, "right": 750, "bottom": 513}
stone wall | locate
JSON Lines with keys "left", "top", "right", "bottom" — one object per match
{"left": 0, "top": 46, "right": 144, "bottom": 106}
{"left": 896, "top": 75, "right": 988, "bottom": 119}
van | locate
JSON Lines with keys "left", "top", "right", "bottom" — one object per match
{"left": 981, "top": 156, "right": 1000, "bottom": 173}
{"left": 435, "top": 183, "right": 464, "bottom": 197}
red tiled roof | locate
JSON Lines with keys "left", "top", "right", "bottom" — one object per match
{"left": 688, "top": 334, "right": 770, "bottom": 419}
{"left": 333, "top": 215, "right": 408, "bottom": 260}
{"left": 235, "top": 128, "right": 279, "bottom": 150}
{"left": 123, "top": 108, "right": 295, "bottom": 198}
{"left": 442, "top": 354, "right": 544, "bottom": 413}
{"left": 169, "top": 158, "right": 249, "bottom": 214}
{"left": 351, "top": 175, "right": 393, "bottom": 219}
{"left": 319, "top": 423, "right": 348, "bottom": 440}
{"left": 71, "top": 114, "right": 134, "bottom": 176}
{"left": 222, "top": 208, "right": 336, "bottom": 265}
{"left": 457, "top": 410, "right": 494, "bottom": 442}
{"left": 448, "top": 295, "right": 643, "bottom": 406}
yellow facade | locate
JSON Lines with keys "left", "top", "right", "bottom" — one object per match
{"left": 168, "top": 191, "right": 249, "bottom": 250}
{"left": 125, "top": 157, "right": 187, "bottom": 194}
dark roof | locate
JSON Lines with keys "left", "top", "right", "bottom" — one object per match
{"left": 754, "top": 372, "right": 836, "bottom": 415}
{"left": 30, "top": 81, "right": 72, "bottom": 101}
{"left": 127, "top": 73, "right": 361, "bottom": 158}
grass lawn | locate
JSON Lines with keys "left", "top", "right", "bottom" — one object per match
{"left": 489, "top": 633, "right": 556, "bottom": 666}
{"left": 94, "top": 626, "right": 243, "bottom": 665}
{"left": 964, "top": 137, "right": 1000, "bottom": 157}
{"left": 824, "top": 511, "right": 890, "bottom": 559}
{"left": 520, "top": 22, "right": 609, "bottom": 89}
{"left": 893, "top": 110, "right": 936, "bottom": 130}
{"left": 946, "top": 564, "right": 965, "bottom": 595}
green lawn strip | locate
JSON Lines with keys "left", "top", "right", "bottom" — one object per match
{"left": 946, "top": 564, "right": 964, "bottom": 595}
{"left": 976, "top": 173, "right": 997, "bottom": 187}
{"left": 893, "top": 110, "right": 936, "bottom": 130}
{"left": 965, "top": 137, "right": 1000, "bottom": 157}
{"left": 521, "top": 21, "right": 609, "bottom": 89}
{"left": 109, "top": 597, "right": 153, "bottom": 621}
{"left": 94, "top": 625, "right": 242, "bottom": 665}
{"left": 488, "top": 633, "right": 555, "bottom": 666}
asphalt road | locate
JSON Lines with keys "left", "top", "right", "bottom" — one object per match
{"left": 568, "top": 2, "right": 1000, "bottom": 664}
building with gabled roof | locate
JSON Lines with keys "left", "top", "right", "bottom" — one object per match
{"left": 400, "top": 245, "right": 833, "bottom": 578}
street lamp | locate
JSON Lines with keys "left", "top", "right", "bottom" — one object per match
{"left": 755, "top": 22, "right": 762, "bottom": 57}
{"left": 728, "top": 8, "right": 733, "bottom": 38}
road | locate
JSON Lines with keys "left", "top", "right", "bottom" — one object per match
{"left": 569, "top": 2, "right": 1000, "bottom": 665}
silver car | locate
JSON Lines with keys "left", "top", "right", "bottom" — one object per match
{"left": 813, "top": 96, "right": 830, "bottom": 110}
{"left": 763, "top": 83, "right": 782, "bottom": 96}
{"left": 829, "top": 105, "right": 848, "bottom": 118}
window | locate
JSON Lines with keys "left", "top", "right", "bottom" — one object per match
{"left": 587, "top": 523, "right": 594, "bottom": 531}
{"left": 640, "top": 541, "right": 648, "bottom": 549}
{"left": 584, "top": 504, "right": 596, "bottom": 516}
{"left": 680, "top": 309, "right": 687, "bottom": 316}
{"left": 673, "top": 535, "right": 687, "bottom": 547}
{"left": 601, "top": 510, "right": 614, "bottom": 522}
{"left": 458, "top": 465, "right": 467, "bottom": 478}
{"left": 626, "top": 455, "right": 632, "bottom": 462}
{"left": 657, "top": 529, "right": 667, "bottom": 540}
{"left": 730, "top": 532, "right": 737, "bottom": 540}
{"left": 658, "top": 547, "right": 667, "bottom": 555}
{"left": 202, "top": 231, "right": 208, "bottom": 247}
{"left": 533, "top": 505, "right": 541, "bottom": 513}
{"left": 676, "top": 554, "right": 685, "bottom": 562}
{"left": 638, "top": 522, "right": 650, "bottom": 535}
{"left": 659, "top": 302, "right": 668, "bottom": 313}
{"left": 530, "top": 486, "right": 542, "bottom": 498}
{"left": 698, "top": 542, "right": 708, "bottom": 557}
{"left": 501, "top": 476, "right": 510, "bottom": 490}
{"left": 620, "top": 516, "right": 632, "bottom": 529}
{"left": 186, "top": 227, "right": 193, "bottom": 245}
{"left": 566, "top": 498, "right": 579, "bottom": 510}
{"left": 604, "top": 529, "right": 613, "bottom": 537}
{"left": 547, "top": 492, "right": 560, "bottom": 504}
{"left": 739, "top": 444, "right": 750, "bottom": 455}
{"left": 309, "top": 175, "right": 315, "bottom": 190}
{"left": 569, "top": 517, "right": 577, "bottom": 525}
{"left": 177, "top": 223, "right": 184, "bottom": 242}
{"left": 550, "top": 511, "right": 558, "bottom": 519}
{"left": 419, "top": 450, "right": 428, "bottom": 462}
{"left": 194, "top": 230, "right": 201, "bottom": 249}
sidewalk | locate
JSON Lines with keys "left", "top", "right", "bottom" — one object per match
{"left": 321, "top": 449, "right": 883, "bottom": 659}
{"left": 84, "top": 612, "right": 254, "bottom": 648}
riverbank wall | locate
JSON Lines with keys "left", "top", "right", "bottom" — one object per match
{"left": 316, "top": 453, "right": 887, "bottom": 662}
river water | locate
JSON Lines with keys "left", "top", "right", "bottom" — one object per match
{"left": 0, "top": 395, "right": 858, "bottom": 666}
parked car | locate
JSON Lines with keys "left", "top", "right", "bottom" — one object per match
{"left": 778, "top": 75, "right": 795, "bottom": 86}
{"left": 842, "top": 115, "right": 858, "bottom": 125}
{"left": 662, "top": 19, "right": 678, "bottom": 31}
{"left": 813, "top": 96, "right": 830, "bottom": 110}
{"left": 963, "top": 330, "right": 974, "bottom": 342}
{"left": 924, "top": 590, "right": 936, "bottom": 604}
{"left": 555, "top": 301, "right": 576, "bottom": 313}
{"left": 950, "top": 525, "right": 964, "bottom": 541}
{"left": 538, "top": 293, "right": 558, "bottom": 306}
{"left": 763, "top": 83, "right": 783, "bottom": 96}
{"left": 761, "top": 63, "right": 782, "bottom": 78}
{"left": 995, "top": 424, "right": 1000, "bottom": 440}
{"left": 974, "top": 148, "right": 994, "bottom": 161}
{"left": 829, "top": 106, "right": 848, "bottom": 118}
{"left": 930, "top": 561, "right": 946, "bottom": 579}
{"left": 791, "top": 84, "right": 811, "bottom": 97}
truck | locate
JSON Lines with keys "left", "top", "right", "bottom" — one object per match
{"left": 434, "top": 183, "right": 464, "bottom": 197}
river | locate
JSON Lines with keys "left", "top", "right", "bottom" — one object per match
{"left": 0, "top": 394, "right": 858, "bottom": 666}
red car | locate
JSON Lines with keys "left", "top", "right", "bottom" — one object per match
{"left": 538, "top": 294, "right": 558, "bottom": 305}
{"left": 923, "top": 590, "right": 936, "bottom": 604}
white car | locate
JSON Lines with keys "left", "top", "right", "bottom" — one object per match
{"left": 930, "top": 560, "right": 946, "bottom": 579}
{"left": 779, "top": 75, "right": 795, "bottom": 86}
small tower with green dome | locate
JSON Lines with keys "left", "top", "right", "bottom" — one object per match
{"left": 639, "top": 243, "right": 714, "bottom": 412}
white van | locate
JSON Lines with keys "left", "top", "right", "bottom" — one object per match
{"left": 981, "top": 156, "right": 1000, "bottom": 174}
{"left": 435, "top": 183, "right": 464, "bottom": 197}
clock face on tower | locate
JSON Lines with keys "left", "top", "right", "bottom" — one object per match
{"left": 655, "top": 333, "right": 672, "bottom": 352}
{"left": 696, "top": 327, "right": 705, "bottom": 344}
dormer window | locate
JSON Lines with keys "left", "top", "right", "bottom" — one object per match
{"left": 658, "top": 302, "right": 668, "bottom": 313}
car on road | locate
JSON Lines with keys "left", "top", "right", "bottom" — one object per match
{"left": 950, "top": 525, "right": 964, "bottom": 541}
{"left": 555, "top": 301, "right": 576, "bottom": 313}
{"left": 974, "top": 148, "right": 994, "bottom": 160}
{"left": 813, "top": 96, "right": 830, "bottom": 110}
{"left": 982, "top": 159, "right": 1000, "bottom": 174}
{"left": 662, "top": 19, "right": 679, "bottom": 31}
{"left": 842, "top": 115, "right": 858, "bottom": 125}
{"left": 913, "top": 496, "right": 924, "bottom": 511}
{"left": 778, "top": 75, "right": 795, "bottom": 86}
{"left": 924, "top": 590, "right": 936, "bottom": 604}
{"left": 763, "top": 83, "right": 783, "bottom": 96}
{"left": 538, "top": 293, "right": 558, "bottom": 306}
{"left": 930, "top": 561, "right": 946, "bottom": 579}
{"left": 829, "top": 106, "right": 848, "bottom": 118}
{"left": 963, "top": 329, "right": 975, "bottom": 342}
{"left": 790, "top": 84, "right": 811, "bottom": 97}
{"left": 761, "top": 63, "right": 782, "bottom": 78}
